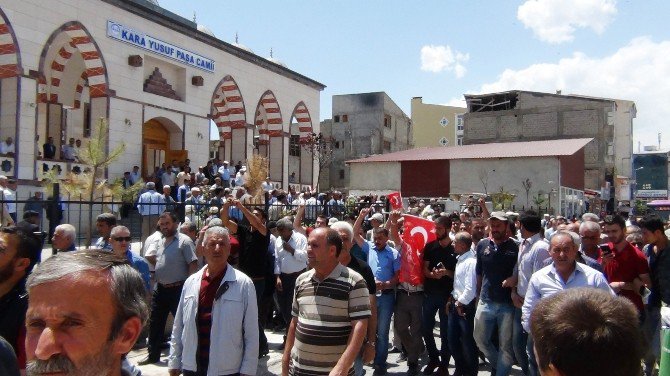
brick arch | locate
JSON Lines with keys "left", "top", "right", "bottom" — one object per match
{"left": 291, "top": 101, "right": 313, "bottom": 142}
{"left": 39, "top": 21, "right": 108, "bottom": 104}
{"left": 210, "top": 75, "right": 246, "bottom": 140}
{"left": 0, "top": 7, "right": 22, "bottom": 79}
{"left": 255, "top": 90, "right": 282, "bottom": 145}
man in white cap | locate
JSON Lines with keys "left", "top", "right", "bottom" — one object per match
{"left": 366, "top": 212, "right": 384, "bottom": 241}
{"left": 218, "top": 160, "right": 231, "bottom": 188}
{"left": 235, "top": 166, "right": 246, "bottom": 187}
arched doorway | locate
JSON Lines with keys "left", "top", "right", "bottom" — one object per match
{"left": 142, "top": 118, "right": 186, "bottom": 180}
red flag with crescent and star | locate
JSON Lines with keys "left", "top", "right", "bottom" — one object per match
{"left": 388, "top": 191, "right": 403, "bottom": 211}
{"left": 398, "top": 214, "right": 436, "bottom": 285}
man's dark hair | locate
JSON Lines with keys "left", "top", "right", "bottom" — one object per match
{"left": 448, "top": 213, "right": 460, "bottom": 223}
{"left": 1, "top": 226, "right": 41, "bottom": 271}
{"left": 371, "top": 227, "right": 389, "bottom": 237}
{"left": 252, "top": 207, "right": 267, "bottom": 220}
{"left": 603, "top": 214, "right": 626, "bottom": 230}
{"left": 324, "top": 228, "right": 343, "bottom": 257}
{"left": 434, "top": 215, "right": 452, "bottom": 229}
{"left": 23, "top": 211, "right": 39, "bottom": 220}
{"left": 519, "top": 210, "right": 542, "bottom": 233}
{"left": 531, "top": 288, "right": 642, "bottom": 376}
{"left": 639, "top": 214, "right": 665, "bottom": 234}
{"left": 317, "top": 214, "right": 328, "bottom": 221}
{"left": 159, "top": 211, "right": 179, "bottom": 223}
{"left": 96, "top": 212, "right": 117, "bottom": 227}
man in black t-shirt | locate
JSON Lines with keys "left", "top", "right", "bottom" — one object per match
{"left": 473, "top": 212, "right": 519, "bottom": 376}
{"left": 332, "top": 220, "right": 377, "bottom": 374}
{"left": 421, "top": 216, "right": 458, "bottom": 375}
{"left": 222, "top": 199, "right": 270, "bottom": 357}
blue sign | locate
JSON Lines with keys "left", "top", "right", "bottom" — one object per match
{"left": 107, "top": 20, "right": 215, "bottom": 73}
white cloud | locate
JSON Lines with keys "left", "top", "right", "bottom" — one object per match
{"left": 517, "top": 0, "right": 617, "bottom": 44}
{"left": 420, "top": 45, "right": 470, "bottom": 78}
{"left": 468, "top": 37, "right": 670, "bottom": 148}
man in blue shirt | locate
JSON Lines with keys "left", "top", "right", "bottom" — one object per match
{"left": 109, "top": 225, "right": 151, "bottom": 292}
{"left": 521, "top": 231, "right": 612, "bottom": 374}
{"left": 94, "top": 213, "right": 116, "bottom": 251}
{"left": 354, "top": 208, "right": 400, "bottom": 376}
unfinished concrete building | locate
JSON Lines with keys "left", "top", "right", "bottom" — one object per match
{"left": 320, "top": 92, "right": 412, "bottom": 190}
{"left": 463, "top": 91, "right": 636, "bottom": 204}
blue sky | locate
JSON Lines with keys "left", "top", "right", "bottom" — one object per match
{"left": 158, "top": 0, "right": 670, "bottom": 150}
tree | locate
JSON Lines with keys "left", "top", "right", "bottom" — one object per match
{"left": 46, "top": 118, "right": 143, "bottom": 246}
{"left": 522, "top": 178, "right": 533, "bottom": 207}
{"left": 478, "top": 168, "right": 492, "bottom": 195}
{"left": 301, "top": 132, "right": 334, "bottom": 191}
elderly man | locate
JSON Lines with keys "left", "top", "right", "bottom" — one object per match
{"left": 273, "top": 218, "right": 308, "bottom": 346}
{"left": 109, "top": 225, "right": 151, "bottom": 291}
{"left": 521, "top": 231, "right": 612, "bottom": 374}
{"left": 95, "top": 212, "right": 117, "bottom": 251}
{"left": 332, "top": 220, "right": 378, "bottom": 375}
{"left": 0, "top": 137, "right": 14, "bottom": 156}
{"left": 169, "top": 226, "right": 258, "bottom": 376}
{"left": 217, "top": 160, "right": 231, "bottom": 188}
{"left": 142, "top": 211, "right": 198, "bottom": 364}
{"left": 24, "top": 250, "right": 148, "bottom": 376}
{"left": 0, "top": 227, "right": 41, "bottom": 372}
{"left": 354, "top": 208, "right": 400, "bottom": 375}
{"left": 282, "top": 227, "right": 370, "bottom": 376}
{"left": 578, "top": 220, "right": 604, "bottom": 272}
{"left": 137, "top": 182, "right": 165, "bottom": 242}
{"left": 51, "top": 223, "right": 76, "bottom": 254}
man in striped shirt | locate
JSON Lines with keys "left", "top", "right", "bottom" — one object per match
{"left": 282, "top": 227, "right": 371, "bottom": 376}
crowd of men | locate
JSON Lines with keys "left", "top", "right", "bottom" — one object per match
{"left": 1, "top": 173, "right": 670, "bottom": 376}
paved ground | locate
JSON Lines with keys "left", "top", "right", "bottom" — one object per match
{"left": 128, "top": 325, "right": 523, "bottom": 376}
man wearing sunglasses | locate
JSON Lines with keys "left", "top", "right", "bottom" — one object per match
{"left": 109, "top": 225, "right": 151, "bottom": 292}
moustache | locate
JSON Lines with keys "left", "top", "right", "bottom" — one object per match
{"left": 26, "top": 354, "right": 74, "bottom": 375}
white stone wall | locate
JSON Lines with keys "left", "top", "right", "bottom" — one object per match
{"left": 348, "top": 162, "right": 401, "bottom": 192}
{"left": 450, "top": 157, "right": 561, "bottom": 212}
{"left": 1, "top": 0, "right": 321, "bottom": 187}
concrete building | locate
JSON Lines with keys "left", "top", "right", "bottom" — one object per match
{"left": 633, "top": 146, "right": 670, "bottom": 201}
{"left": 347, "top": 138, "right": 592, "bottom": 217}
{"left": 319, "top": 92, "right": 412, "bottom": 190}
{"left": 411, "top": 97, "right": 466, "bottom": 147}
{"left": 0, "top": 0, "right": 324, "bottom": 232}
{"left": 463, "top": 91, "right": 636, "bottom": 201}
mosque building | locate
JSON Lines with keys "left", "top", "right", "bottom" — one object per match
{"left": 0, "top": 0, "right": 324, "bottom": 201}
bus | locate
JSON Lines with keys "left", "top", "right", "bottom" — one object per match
{"left": 647, "top": 200, "right": 670, "bottom": 221}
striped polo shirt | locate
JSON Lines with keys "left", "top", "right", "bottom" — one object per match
{"left": 290, "top": 263, "right": 371, "bottom": 375}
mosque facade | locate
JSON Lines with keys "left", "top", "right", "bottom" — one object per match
{"left": 0, "top": 0, "right": 324, "bottom": 199}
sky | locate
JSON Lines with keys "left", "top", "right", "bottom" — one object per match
{"left": 157, "top": 0, "right": 670, "bottom": 150}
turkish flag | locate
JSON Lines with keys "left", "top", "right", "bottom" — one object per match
{"left": 398, "top": 214, "right": 436, "bottom": 285}
{"left": 388, "top": 191, "right": 403, "bottom": 210}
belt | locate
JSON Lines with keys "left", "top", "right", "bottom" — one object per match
{"left": 281, "top": 269, "right": 306, "bottom": 278}
{"left": 398, "top": 289, "right": 423, "bottom": 296}
{"left": 380, "top": 289, "right": 395, "bottom": 295}
{"left": 159, "top": 281, "right": 185, "bottom": 288}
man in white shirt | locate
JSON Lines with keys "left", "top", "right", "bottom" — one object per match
{"left": 521, "top": 231, "right": 613, "bottom": 374}
{"left": 273, "top": 218, "right": 308, "bottom": 345}
{"left": 449, "top": 231, "right": 479, "bottom": 376}
{"left": 235, "top": 166, "right": 247, "bottom": 187}
{"left": 0, "top": 137, "right": 15, "bottom": 156}
{"left": 136, "top": 182, "right": 165, "bottom": 242}
{"left": 1, "top": 177, "right": 17, "bottom": 223}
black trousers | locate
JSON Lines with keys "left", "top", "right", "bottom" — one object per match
{"left": 184, "top": 371, "right": 239, "bottom": 376}
{"left": 148, "top": 283, "right": 183, "bottom": 360}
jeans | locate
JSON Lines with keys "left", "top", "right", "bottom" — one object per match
{"left": 374, "top": 292, "right": 395, "bottom": 367}
{"left": 447, "top": 300, "right": 478, "bottom": 376}
{"left": 473, "top": 300, "right": 515, "bottom": 376}
{"left": 148, "top": 283, "right": 183, "bottom": 360}
{"left": 278, "top": 273, "right": 301, "bottom": 328}
{"left": 643, "top": 305, "right": 661, "bottom": 376}
{"left": 422, "top": 293, "right": 450, "bottom": 365}
{"left": 253, "top": 279, "right": 268, "bottom": 352}
{"left": 354, "top": 355, "right": 364, "bottom": 376}
{"left": 513, "top": 307, "right": 529, "bottom": 374}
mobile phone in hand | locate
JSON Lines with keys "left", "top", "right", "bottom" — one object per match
{"left": 435, "top": 262, "right": 445, "bottom": 270}
{"left": 599, "top": 244, "right": 612, "bottom": 256}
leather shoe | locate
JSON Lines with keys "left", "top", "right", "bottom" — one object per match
{"left": 423, "top": 359, "right": 440, "bottom": 375}
{"left": 408, "top": 362, "right": 420, "bottom": 376}
{"left": 435, "top": 365, "right": 450, "bottom": 376}
{"left": 389, "top": 346, "right": 401, "bottom": 354}
{"left": 138, "top": 356, "right": 160, "bottom": 365}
